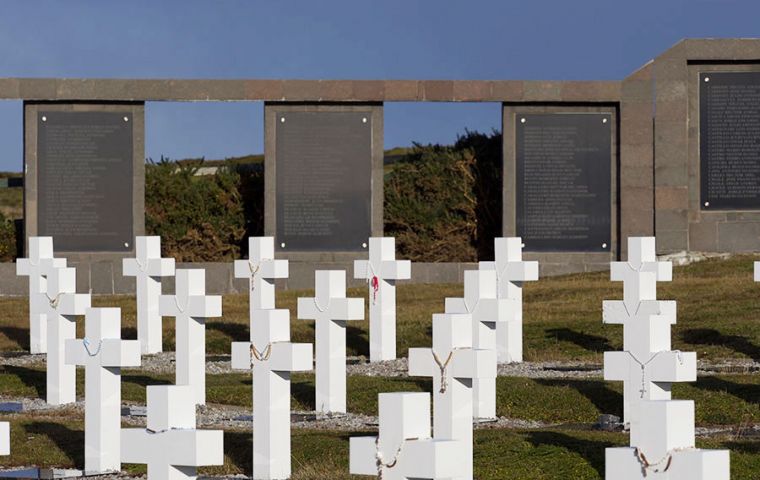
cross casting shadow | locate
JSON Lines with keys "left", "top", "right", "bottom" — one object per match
{"left": 25, "top": 421, "right": 84, "bottom": 468}
{"left": 525, "top": 430, "right": 616, "bottom": 477}
{"left": 694, "top": 376, "right": 760, "bottom": 406}
{"left": 535, "top": 379, "right": 623, "bottom": 418}
{"left": 725, "top": 439, "right": 760, "bottom": 455}
{"left": 224, "top": 430, "right": 253, "bottom": 475}
{"left": 207, "top": 321, "right": 248, "bottom": 342}
{"left": 545, "top": 328, "right": 613, "bottom": 353}
{"left": 681, "top": 328, "right": 760, "bottom": 360}
{"left": 0, "top": 326, "right": 30, "bottom": 351}
{"left": 2, "top": 365, "right": 46, "bottom": 398}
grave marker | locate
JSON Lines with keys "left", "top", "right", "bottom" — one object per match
{"left": 65, "top": 307, "right": 141, "bottom": 473}
{"left": 31, "top": 267, "right": 90, "bottom": 405}
{"left": 297, "top": 270, "right": 364, "bottom": 414}
{"left": 408, "top": 313, "right": 496, "bottom": 478}
{"left": 0, "top": 422, "right": 8, "bottom": 456}
{"left": 479, "top": 237, "right": 538, "bottom": 363}
{"left": 159, "top": 269, "right": 222, "bottom": 406}
{"left": 121, "top": 385, "right": 224, "bottom": 480}
{"left": 234, "top": 236, "right": 288, "bottom": 331}
{"left": 123, "top": 236, "right": 175, "bottom": 354}
{"left": 603, "top": 237, "right": 693, "bottom": 424}
{"left": 350, "top": 392, "right": 465, "bottom": 479}
{"left": 16, "top": 236, "right": 66, "bottom": 353}
{"left": 353, "top": 237, "right": 411, "bottom": 362}
{"left": 231, "top": 309, "right": 313, "bottom": 479}
{"left": 606, "top": 400, "right": 730, "bottom": 479}
{"left": 444, "top": 269, "right": 510, "bottom": 419}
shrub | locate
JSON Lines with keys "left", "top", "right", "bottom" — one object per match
{"left": 145, "top": 157, "right": 246, "bottom": 262}
{"left": 0, "top": 212, "right": 17, "bottom": 262}
{"left": 383, "top": 130, "right": 502, "bottom": 262}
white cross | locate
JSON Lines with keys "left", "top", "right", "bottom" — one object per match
{"left": 353, "top": 237, "right": 411, "bottom": 362}
{"left": 123, "top": 236, "right": 175, "bottom": 355}
{"left": 408, "top": 313, "right": 496, "bottom": 479}
{"left": 603, "top": 299, "right": 677, "bottom": 360}
{"left": 159, "top": 269, "right": 222, "bottom": 406}
{"left": 297, "top": 270, "right": 364, "bottom": 414}
{"left": 30, "top": 267, "right": 90, "bottom": 405}
{"left": 65, "top": 307, "right": 141, "bottom": 473}
{"left": 0, "top": 422, "right": 8, "bottom": 455}
{"left": 444, "top": 269, "right": 511, "bottom": 419}
{"left": 611, "top": 237, "right": 672, "bottom": 314}
{"left": 234, "top": 236, "right": 288, "bottom": 336}
{"left": 231, "top": 309, "right": 313, "bottom": 479}
{"left": 754, "top": 261, "right": 760, "bottom": 282}
{"left": 606, "top": 400, "right": 730, "bottom": 479}
{"left": 479, "top": 237, "right": 538, "bottom": 363}
{"left": 604, "top": 350, "right": 696, "bottom": 426}
{"left": 16, "top": 236, "right": 66, "bottom": 353}
{"left": 350, "top": 392, "right": 465, "bottom": 479}
{"left": 121, "top": 385, "right": 224, "bottom": 480}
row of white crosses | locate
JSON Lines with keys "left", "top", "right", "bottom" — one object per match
{"left": 604, "top": 237, "right": 729, "bottom": 479}
{"left": 16, "top": 236, "right": 224, "bottom": 477}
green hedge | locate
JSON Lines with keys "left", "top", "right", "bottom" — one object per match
{"left": 384, "top": 131, "right": 502, "bottom": 262}
{"left": 144, "top": 158, "right": 262, "bottom": 262}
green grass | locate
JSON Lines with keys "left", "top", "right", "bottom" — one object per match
{"left": 0, "top": 415, "right": 756, "bottom": 479}
{"left": 3, "top": 255, "right": 758, "bottom": 362}
{"left": 0, "top": 255, "right": 758, "bottom": 477}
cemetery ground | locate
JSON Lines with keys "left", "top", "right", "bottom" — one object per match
{"left": 0, "top": 256, "right": 758, "bottom": 479}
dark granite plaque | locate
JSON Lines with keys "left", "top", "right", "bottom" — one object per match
{"left": 700, "top": 72, "right": 760, "bottom": 210}
{"left": 37, "top": 111, "right": 133, "bottom": 252}
{"left": 516, "top": 113, "right": 612, "bottom": 252}
{"left": 275, "top": 111, "right": 372, "bottom": 251}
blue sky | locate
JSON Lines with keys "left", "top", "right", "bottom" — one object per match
{"left": 0, "top": 0, "right": 757, "bottom": 171}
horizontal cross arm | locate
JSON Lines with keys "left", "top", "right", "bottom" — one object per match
{"left": 449, "top": 348, "right": 497, "bottom": 380}
{"left": 269, "top": 342, "right": 313, "bottom": 372}
{"left": 408, "top": 347, "right": 434, "bottom": 377}
{"left": 56, "top": 294, "right": 91, "bottom": 316}
{"left": 381, "top": 259, "right": 411, "bottom": 280}
{"left": 123, "top": 258, "right": 174, "bottom": 277}
{"left": 233, "top": 258, "right": 288, "bottom": 279}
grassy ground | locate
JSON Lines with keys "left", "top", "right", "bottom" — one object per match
{"left": 0, "top": 256, "right": 758, "bottom": 477}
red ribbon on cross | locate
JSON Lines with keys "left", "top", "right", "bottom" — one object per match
{"left": 371, "top": 275, "right": 379, "bottom": 304}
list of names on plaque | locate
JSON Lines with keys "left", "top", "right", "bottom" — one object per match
{"left": 700, "top": 72, "right": 760, "bottom": 210}
{"left": 275, "top": 111, "right": 372, "bottom": 251}
{"left": 37, "top": 111, "right": 133, "bottom": 252}
{"left": 516, "top": 113, "right": 612, "bottom": 252}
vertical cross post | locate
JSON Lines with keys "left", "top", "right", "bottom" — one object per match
{"left": 479, "top": 237, "right": 538, "bottom": 363}
{"left": 297, "top": 270, "right": 364, "bottom": 414}
{"left": 123, "top": 236, "right": 175, "bottom": 354}
{"left": 16, "top": 236, "right": 66, "bottom": 353}
{"left": 231, "top": 309, "right": 313, "bottom": 479}
{"left": 233, "top": 237, "right": 288, "bottom": 337}
{"left": 159, "top": 269, "right": 222, "bottom": 406}
{"left": 65, "top": 307, "right": 141, "bottom": 473}
{"left": 353, "top": 237, "right": 411, "bottom": 362}
{"left": 409, "top": 313, "right": 496, "bottom": 479}
{"left": 31, "top": 267, "right": 90, "bottom": 405}
{"left": 444, "top": 269, "right": 509, "bottom": 419}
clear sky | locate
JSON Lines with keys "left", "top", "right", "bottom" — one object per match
{"left": 0, "top": 0, "right": 758, "bottom": 171}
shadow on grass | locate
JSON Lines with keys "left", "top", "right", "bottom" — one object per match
{"left": 25, "top": 421, "right": 83, "bottom": 468}
{"left": 207, "top": 321, "right": 249, "bottom": 342}
{"left": 725, "top": 439, "right": 760, "bottom": 454}
{"left": 0, "top": 326, "right": 30, "bottom": 350}
{"left": 122, "top": 374, "right": 172, "bottom": 388}
{"left": 2, "top": 365, "right": 45, "bottom": 397}
{"left": 695, "top": 376, "right": 760, "bottom": 406}
{"left": 535, "top": 379, "right": 622, "bottom": 417}
{"left": 681, "top": 328, "right": 760, "bottom": 360}
{"left": 346, "top": 325, "right": 369, "bottom": 357}
{"left": 292, "top": 379, "right": 316, "bottom": 411}
{"left": 525, "top": 431, "right": 614, "bottom": 477}
{"left": 224, "top": 430, "right": 252, "bottom": 475}
{"left": 545, "top": 328, "right": 612, "bottom": 353}
{"left": 120, "top": 327, "right": 138, "bottom": 342}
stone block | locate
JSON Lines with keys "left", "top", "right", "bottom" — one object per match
{"left": 90, "top": 261, "right": 114, "bottom": 295}
{"left": 452, "top": 81, "right": 491, "bottom": 101}
{"left": 490, "top": 81, "right": 523, "bottom": 100}
{"left": 352, "top": 81, "right": 385, "bottom": 100}
{"left": 689, "top": 220, "right": 719, "bottom": 252}
{"left": 422, "top": 81, "right": 454, "bottom": 101}
{"left": 653, "top": 229, "right": 688, "bottom": 254}
{"left": 244, "top": 80, "right": 284, "bottom": 101}
{"left": 717, "top": 222, "right": 760, "bottom": 252}
{"left": 384, "top": 80, "right": 421, "bottom": 101}
{"left": 655, "top": 187, "right": 689, "bottom": 210}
